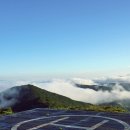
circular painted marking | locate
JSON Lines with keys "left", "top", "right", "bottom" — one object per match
{"left": 11, "top": 115, "right": 130, "bottom": 130}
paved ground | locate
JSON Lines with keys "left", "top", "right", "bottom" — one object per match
{"left": 0, "top": 108, "right": 130, "bottom": 130}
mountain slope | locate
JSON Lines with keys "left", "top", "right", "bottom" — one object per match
{"left": 0, "top": 84, "right": 90, "bottom": 112}
{"left": 0, "top": 84, "right": 127, "bottom": 113}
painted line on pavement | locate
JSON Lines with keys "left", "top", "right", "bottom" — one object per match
{"left": 26, "top": 117, "right": 69, "bottom": 130}
{"left": 11, "top": 114, "right": 130, "bottom": 130}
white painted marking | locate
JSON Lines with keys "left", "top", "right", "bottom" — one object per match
{"left": 53, "top": 119, "right": 109, "bottom": 130}
{"left": 90, "top": 120, "right": 109, "bottom": 130}
{"left": 26, "top": 117, "right": 69, "bottom": 130}
{"left": 72, "top": 112, "right": 104, "bottom": 125}
{"left": 11, "top": 116, "right": 47, "bottom": 130}
{"left": 52, "top": 123, "right": 89, "bottom": 129}
{"left": 11, "top": 115, "right": 130, "bottom": 130}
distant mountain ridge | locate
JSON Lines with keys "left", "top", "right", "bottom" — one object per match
{"left": 75, "top": 83, "right": 130, "bottom": 111}
{"left": 76, "top": 83, "right": 130, "bottom": 91}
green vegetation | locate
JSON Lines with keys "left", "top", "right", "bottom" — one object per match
{"left": 0, "top": 108, "right": 13, "bottom": 115}
{"left": 0, "top": 84, "right": 127, "bottom": 115}
{"left": 15, "top": 84, "right": 127, "bottom": 113}
{"left": 48, "top": 103, "right": 127, "bottom": 113}
{"left": 84, "top": 105, "right": 127, "bottom": 113}
{"left": 9, "top": 84, "right": 92, "bottom": 112}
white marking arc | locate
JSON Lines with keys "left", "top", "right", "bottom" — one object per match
{"left": 11, "top": 114, "right": 130, "bottom": 130}
{"left": 27, "top": 117, "right": 69, "bottom": 130}
{"left": 52, "top": 120, "right": 109, "bottom": 130}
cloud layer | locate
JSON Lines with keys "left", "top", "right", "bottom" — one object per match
{"left": 0, "top": 76, "right": 130, "bottom": 105}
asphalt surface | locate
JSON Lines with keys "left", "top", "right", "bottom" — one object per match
{"left": 0, "top": 108, "right": 130, "bottom": 130}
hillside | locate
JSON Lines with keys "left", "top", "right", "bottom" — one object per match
{"left": 0, "top": 84, "right": 127, "bottom": 114}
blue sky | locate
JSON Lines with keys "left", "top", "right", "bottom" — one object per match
{"left": 0, "top": 0, "right": 130, "bottom": 79}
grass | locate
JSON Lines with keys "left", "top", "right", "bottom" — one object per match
{"left": 0, "top": 108, "right": 13, "bottom": 115}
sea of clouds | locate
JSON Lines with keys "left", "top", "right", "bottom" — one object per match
{"left": 0, "top": 75, "right": 130, "bottom": 106}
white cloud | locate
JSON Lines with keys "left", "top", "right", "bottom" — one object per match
{"left": 0, "top": 77, "right": 130, "bottom": 105}
{"left": 31, "top": 79, "right": 130, "bottom": 104}
{"left": 72, "top": 78, "right": 97, "bottom": 85}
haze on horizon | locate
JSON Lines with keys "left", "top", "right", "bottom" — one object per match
{"left": 0, "top": 0, "right": 130, "bottom": 79}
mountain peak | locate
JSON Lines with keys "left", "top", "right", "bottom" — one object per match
{"left": 0, "top": 84, "right": 86, "bottom": 112}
